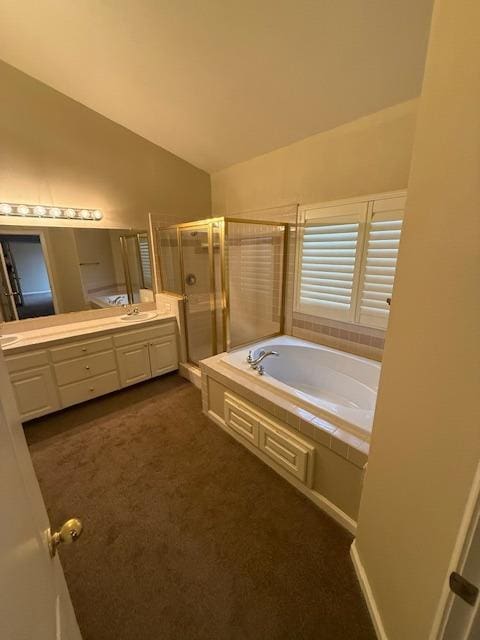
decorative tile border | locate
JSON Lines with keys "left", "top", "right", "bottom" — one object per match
{"left": 292, "top": 313, "right": 384, "bottom": 362}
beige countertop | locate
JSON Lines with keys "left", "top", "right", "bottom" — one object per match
{"left": 1, "top": 312, "right": 176, "bottom": 355}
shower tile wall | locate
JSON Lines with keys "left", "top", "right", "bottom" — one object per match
{"left": 228, "top": 222, "right": 284, "bottom": 347}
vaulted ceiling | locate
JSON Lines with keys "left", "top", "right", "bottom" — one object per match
{"left": 0, "top": 0, "right": 433, "bottom": 172}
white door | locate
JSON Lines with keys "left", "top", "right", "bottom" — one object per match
{"left": 0, "top": 350, "right": 82, "bottom": 640}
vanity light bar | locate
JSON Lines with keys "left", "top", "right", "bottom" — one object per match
{"left": 0, "top": 202, "right": 103, "bottom": 221}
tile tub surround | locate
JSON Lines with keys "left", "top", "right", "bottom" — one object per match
{"left": 292, "top": 313, "right": 385, "bottom": 362}
{"left": 201, "top": 352, "right": 369, "bottom": 532}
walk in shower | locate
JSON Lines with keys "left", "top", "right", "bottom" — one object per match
{"left": 155, "top": 218, "right": 288, "bottom": 364}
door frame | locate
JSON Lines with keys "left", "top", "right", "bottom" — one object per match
{"left": 431, "top": 461, "right": 480, "bottom": 638}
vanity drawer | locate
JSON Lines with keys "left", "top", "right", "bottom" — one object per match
{"left": 6, "top": 350, "right": 49, "bottom": 374}
{"left": 259, "top": 418, "right": 315, "bottom": 486}
{"left": 50, "top": 336, "right": 113, "bottom": 363}
{"left": 113, "top": 322, "right": 176, "bottom": 348}
{"left": 224, "top": 393, "right": 260, "bottom": 446}
{"left": 59, "top": 371, "right": 120, "bottom": 408}
{"left": 54, "top": 350, "right": 117, "bottom": 386}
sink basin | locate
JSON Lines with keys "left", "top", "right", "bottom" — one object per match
{"left": 118, "top": 311, "right": 158, "bottom": 323}
{"left": 0, "top": 335, "right": 20, "bottom": 347}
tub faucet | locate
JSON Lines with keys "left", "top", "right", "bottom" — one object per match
{"left": 250, "top": 350, "right": 279, "bottom": 370}
{"left": 247, "top": 349, "right": 265, "bottom": 364}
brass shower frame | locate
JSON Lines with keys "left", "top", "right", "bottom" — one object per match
{"left": 119, "top": 232, "right": 152, "bottom": 303}
{"left": 154, "top": 216, "right": 289, "bottom": 365}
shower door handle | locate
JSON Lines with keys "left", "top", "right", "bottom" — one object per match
{"left": 4, "top": 290, "right": 19, "bottom": 296}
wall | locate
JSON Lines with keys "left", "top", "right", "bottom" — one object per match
{"left": 212, "top": 101, "right": 417, "bottom": 358}
{"left": 355, "top": 0, "right": 480, "bottom": 637}
{"left": 211, "top": 99, "right": 417, "bottom": 215}
{"left": 0, "top": 61, "right": 211, "bottom": 231}
{"left": 44, "top": 229, "right": 86, "bottom": 313}
{"left": 74, "top": 229, "right": 117, "bottom": 294}
{"left": 7, "top": 237, "right": 50, "bottom": 294}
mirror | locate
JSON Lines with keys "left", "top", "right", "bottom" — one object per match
{"left": 0, "top": 226, "right": 153, "bottom": 322}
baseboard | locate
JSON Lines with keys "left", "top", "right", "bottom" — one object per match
{"left": 206, "top": 408, "right": 357, "bottom": 535}
{"left": 179, "top": 362, "right": 201, "bottom": 389}
{"left": 350, "top": 540, "right": 388, "bottom": 640}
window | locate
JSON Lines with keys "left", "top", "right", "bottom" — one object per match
{"left": 296, "top": 193, "right": 405, "bottom": 329}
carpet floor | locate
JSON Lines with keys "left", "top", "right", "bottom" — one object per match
{"left": 25, "top": 374, "right": 375, "bottom": 640}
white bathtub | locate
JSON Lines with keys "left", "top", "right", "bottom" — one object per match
{"left": 221, "top": 336, "right": 380, "bottom": 439}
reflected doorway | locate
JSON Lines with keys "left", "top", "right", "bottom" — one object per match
{"left": 0, "top": 234, "right": 54, "bottom": 321}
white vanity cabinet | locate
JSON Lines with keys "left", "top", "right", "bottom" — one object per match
{"left": 5, "top": 319, "right": 178, "bottom": 421}
{"left": 8, "top": 351, "right": 60, "bottom": 421}
{"left": 114, "top": 323, "right": 178, "bottom": 387}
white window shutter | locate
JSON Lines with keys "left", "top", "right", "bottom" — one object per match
{"left": 297, "top": 202, "right": 367, "bottom": 322}
{"left": 357, "top": 204, "right": 404, "bottom": 328}
{"left": 138, "top": 235, "right": 152, "bottom": 289}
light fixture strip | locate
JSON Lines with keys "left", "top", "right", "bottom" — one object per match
{"left": 0, "top": 202, "right": 103, "bottom": 221}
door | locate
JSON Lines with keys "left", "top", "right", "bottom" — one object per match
{"left": 0, "top": 350, "right": 82, "bottom": 639}
{"left": 117, "top": 342, "right": 151, "bottom": 387}
{"left": 179, "top": 224, "right": 215, "bottom": 364}
{"left": 149, "top": 336, "right": 178, "bottom": 377}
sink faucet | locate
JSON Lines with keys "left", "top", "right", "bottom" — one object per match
{"left": 112, "top": 295, "right": 124, "bottom": 305}
{"left": 250, "top": 350, "right": 279, "bottom": 371}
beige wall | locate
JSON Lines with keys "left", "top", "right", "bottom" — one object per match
{"left": 0, "top": 61, "right": 211, "bottom": 230}
{"left": 355, "top": 0, "right": 480, "bottom": 638}
{"left": 211, "top": 99, "right": 417, "bottom": 215}
{"left": 211, "top": 103, "right": 417, "bottom": 358}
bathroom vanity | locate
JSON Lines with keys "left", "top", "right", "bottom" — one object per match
{"left": 2, "top": 315, "right": 178, "bottom": 421}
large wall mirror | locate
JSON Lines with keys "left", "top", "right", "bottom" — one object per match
{"left": 0, "top": 226, "right": 153, "bottom": 322}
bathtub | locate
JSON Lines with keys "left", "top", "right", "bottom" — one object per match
{"left": 89, "top": 293, "right": 129, "bottom": 308}
{"left": 221, "top": 336, "right": 380, "bottom": 439}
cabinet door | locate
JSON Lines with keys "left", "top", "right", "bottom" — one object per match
{"left": 10, "top": 365, "right": 60, "bottom": 421}
{"left": 116, "top": 343, "right": 151, "bottom": 387}
{"left": 148, "top": 336, "right": 178, "bottom": 377}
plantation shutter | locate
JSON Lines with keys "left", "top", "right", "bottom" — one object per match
{"left": 298, "top": 202, "right": 367, "bottom": 321}
{"left": 138, "top": 234, "right": 152, "bottom": 289}
{"left": 357, "top": 196, "right": 405, "bottom": 328}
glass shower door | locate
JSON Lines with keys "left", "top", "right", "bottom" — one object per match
{"left": 180, "top": 225, "right": 215, "bottom": 364}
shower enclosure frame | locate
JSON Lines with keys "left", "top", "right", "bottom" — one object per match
{"left": 119, "top": 232, "right": 153, "bottom": 304}
{"left": 154, "top": 217, "right": 289, "bottom": 364}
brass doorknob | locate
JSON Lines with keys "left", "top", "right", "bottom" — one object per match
{"left": 48, "top": 518, "right": 83, "bottom": 558}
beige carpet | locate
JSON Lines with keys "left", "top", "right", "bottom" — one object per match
{"left": 25, "top": 373, "right": 374, "bottom": 640}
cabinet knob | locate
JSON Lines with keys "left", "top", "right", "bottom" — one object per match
{"left": 89, "top": 387, "right": 94, "bottom": 392}
{"left": 81, "top": 348, "right": 87, "bottom": 352}
{"left": 85, "top": 365, "right": 90, "bottom": 370}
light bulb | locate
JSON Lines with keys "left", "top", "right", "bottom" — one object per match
{"left": 80, "top": 209, "right": 91, "bottom": 219}
{"left": 93, "top": 209, "right": 103, "bottom": 220}
{"left": 34, "top": 206, "right": 46, "bottom": 216}
{"left": 0, "top": 203, "right": 12, "bottom": 215}
{"left": 64, "top": 208, "right": 76, "bottom": 219}
{"left": 17, "top": 205, "right": 30, "bottom": 216}
{"left": 49, "top": 207, "right": 62, "bottom": 218}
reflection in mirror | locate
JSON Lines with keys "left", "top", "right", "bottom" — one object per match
{"left": 0, "top": 226, "right": 153, "bottom": 322}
